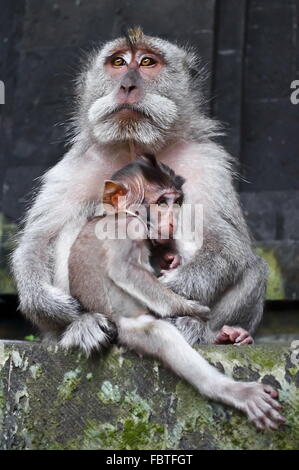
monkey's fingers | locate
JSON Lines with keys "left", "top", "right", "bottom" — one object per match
{"left": 240, "top": 382, "right": 285, "bottom": 431}
{"left": 235, "top": 330, "right": 253, "bottom": 342}
{"left": 263, "top": 385, "right": 279, "bottom": 398}
{"left": 234, "top": 332, "right": 254, "bottom": 346}
{"left": 214, "top": 330, "right": 230, "bottom": 344}
{"left": 190, "top": 303, "right": 211, "bottom": 321}
{"left": 198, "top": 305, "right": 211, "bottom": 320}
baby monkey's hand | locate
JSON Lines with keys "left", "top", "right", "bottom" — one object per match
{"left": 180, "top": 300, "right": 211, "bottom": 322}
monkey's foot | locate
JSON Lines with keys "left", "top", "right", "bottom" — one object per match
{"left": 214, "top": 325, "right": 253, "bottom": 346}
{"left": 233, "top": 382, "right": 286, "bottom": 430}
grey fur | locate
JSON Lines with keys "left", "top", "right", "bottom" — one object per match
{"left": 11, "top": 31, "right": 267, "bottom": 355}
{"left": 66, "top": 175, "right": 283, "bottom": 430}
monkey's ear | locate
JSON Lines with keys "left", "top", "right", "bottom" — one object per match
{"left": 103, "top": 180, "right": 128, "bottom": 207}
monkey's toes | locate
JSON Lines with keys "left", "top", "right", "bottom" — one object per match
{"left": 243, "top": 383, "right": 286, "bottom": 430}
{"left": 263, "top": 384, "right": 279, "bottom": 398}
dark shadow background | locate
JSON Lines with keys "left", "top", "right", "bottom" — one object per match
{"left": 0, "top": 0, "right": 298, "bottom": 337}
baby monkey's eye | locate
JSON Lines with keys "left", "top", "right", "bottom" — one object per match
{"left": 175, "top": 197, "right": 183, "bottom": 206}
{"left": 112, "top": 57, "right": 126, "bottom": 67}
{"left": 140, "top": 57, "right": 156, "bottom": 66}
{"left": 157, "top": 198, "right": 168, "bottom": 207}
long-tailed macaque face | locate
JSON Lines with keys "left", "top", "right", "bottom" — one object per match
{"left": 77, "top": 27, "right": 199, "bottom": 148}
{"left": 102, "top": 154, "right": 184, "bottom": 244}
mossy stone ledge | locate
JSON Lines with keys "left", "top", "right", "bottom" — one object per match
{"left": 0, "top": 340, "right": 299, "bottom": 450}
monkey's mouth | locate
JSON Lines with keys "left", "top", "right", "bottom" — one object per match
{"left": 112, "top": 105, "right": 149, "bottom": 120}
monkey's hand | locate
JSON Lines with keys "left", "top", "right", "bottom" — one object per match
{"left": 179, "top": 300, "right": 210, "bottom": 322}
{"left": 214, "top": 325, "right": 254, "bottom": 345}
{"left": 159, "top": 268, "right": 210, "bottom": 321}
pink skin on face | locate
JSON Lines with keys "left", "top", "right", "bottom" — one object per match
{"left": 105, "top": 47, "right": 164, "bottom": 110}
{"left": 105, "top": 48, "right": 164, "bottom": 80}
{"left": 214, "top": 325, "right": 254, "bottom": 346}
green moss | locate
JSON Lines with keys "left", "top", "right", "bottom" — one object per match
{"left": 1, "top": 342, "right": 299, "bottom": 450}
{"left": 92, "top": 385, "right": 165, "bottom": 449}
{"left": 29, "top": 364, "right": 42, "bottom": 380}
{"left": 57, "top": 368, "right": 81, "bottom": 401}
{"left": 97, "top": 380, "right": 121, "bottom": 404}
{"left": 24, "top": 335, "right": 40, "bottom": 342}
{"left": 14, "top": 387, "right": 30, "bottom": 413}
{"left": 0, "top": 379, "right": 4, "bottom": 434}
{"left": 0, "top": 343, "right": 9, "bottom": 370}
{"left": 83, "top": 417, "right": 165, "bottom": 450}
{"left": 124, "top": 391, "right": 152, "bottom": 420}
{"left": 0, "top": 213, "right": 17, "bottom": 294}
{"left": 256, "top": 247, "right": 285, "bottom": 300}
{"left": 199, "top": 345, "right": 285, "bottom": 376}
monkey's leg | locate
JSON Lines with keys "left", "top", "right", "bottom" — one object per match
{"left": 117, "top": 314, "right": 285, "bottom": 430}
{"left": 209, "top": 261, "right": 267, "bottom": 344}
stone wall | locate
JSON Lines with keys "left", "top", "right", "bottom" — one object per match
{"left": 0, "top": 340, "right": 299, "bottom": 450}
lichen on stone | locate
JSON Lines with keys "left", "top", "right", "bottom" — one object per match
{"left": 57, "top": 368, "right": 82, "bottom": 401}
{"left": 0, "top": 341, "right": 298, "bottom": 450}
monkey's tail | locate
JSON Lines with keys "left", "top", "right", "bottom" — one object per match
{"left": 59, "top": 313, "right": 117, "bottom": 357}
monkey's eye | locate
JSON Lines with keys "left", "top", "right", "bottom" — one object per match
{"left": 157, "top": 198, "right": 168, "bottom": 207}
{"left": 175, "top": 197, "right": 183, "bottom": 206}
{"left": 112, "top": 57, "right": 126, "bottom": 67}
{"left": 140, "top": 57, "right": 156, "bottom": 67}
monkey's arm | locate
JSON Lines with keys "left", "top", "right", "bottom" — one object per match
{"left": 107, "top": 240, "right": 210, "bottom": 320}
{"left": 11, "top": 159, "right": 96, "bottom": 328}
{"left": 160, "top": 214, "right": 268, "bottom": 343}
{"left": 161, "top": 219, "right": 254, "bottom": 304}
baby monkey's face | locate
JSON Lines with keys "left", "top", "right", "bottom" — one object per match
{"left": 145, "top": 187, "right": 184, "bottom": 244}
{"left": 102, "top": 153, "right": 185, "bottom": 244}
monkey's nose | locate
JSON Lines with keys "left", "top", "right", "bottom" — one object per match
{"left": 117, "top": 84, "right": 140, "bottom": 105}
{"left": 120, "top": 84, "right": 137, "bottom": 96}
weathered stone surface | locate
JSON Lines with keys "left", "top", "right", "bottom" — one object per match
{"left": 0, "top": 340, "right": 299, "bottom": 450}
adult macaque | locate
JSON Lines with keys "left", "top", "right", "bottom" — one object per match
{"left": 12, "top": 28, "right": 266, "bottom": 353}
{"left": 66, "top": 154, "right": 284, "bottom": 431}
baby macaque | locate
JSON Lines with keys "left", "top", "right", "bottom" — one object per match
{"left": 65, "top": 154, "right": 285, "bottom": 430}
{"left": 68, "top": 154, "right": 209, "bottom": 324}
